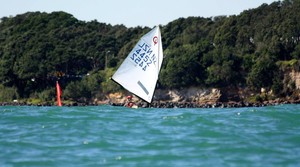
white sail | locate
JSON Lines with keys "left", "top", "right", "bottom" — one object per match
{"left": 112, "top": 26, "right": 163, "bottom": 103}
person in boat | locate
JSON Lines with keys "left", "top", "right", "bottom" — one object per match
{"left": 124, "top": 95, "right": 136, "bottom": 108}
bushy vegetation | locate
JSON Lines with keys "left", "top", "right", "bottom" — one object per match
{"left": 0, "top": 0, "right": 300, "bottom": 103}
{"left": 0, "top": 84, "right": 18, "bottom": 102}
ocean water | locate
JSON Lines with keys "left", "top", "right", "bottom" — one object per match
{"left": 0, "top": 105, "right": 300, "bottom": 167}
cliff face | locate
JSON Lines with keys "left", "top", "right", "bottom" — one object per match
{"left": 289, "top": 70, "right": 300, "bottom": 89}
{"left": 106, "top": 87, "right": 222, "bottom": 105}
{"left": 153, "top": 87, "right": 221, "bottom": 104}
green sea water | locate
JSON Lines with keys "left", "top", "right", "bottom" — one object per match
{"left": 0, "top": 104, "right": 299, "bottom": 167}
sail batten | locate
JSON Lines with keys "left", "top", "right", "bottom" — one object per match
{"left": 137, "top": 81, "right": 149, "bottom": 95}
{"left": 112, "top": 26, "right": 163, "bottom": 103}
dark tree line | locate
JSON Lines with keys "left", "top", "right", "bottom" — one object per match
{"left": 0, "top": 0, "right": 299, "bottom": 103}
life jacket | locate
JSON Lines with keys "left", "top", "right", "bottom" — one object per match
{"left": 127, "top": 102, "right": 134, "bottom": 108}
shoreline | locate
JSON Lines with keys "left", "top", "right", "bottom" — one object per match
{"left": 1, "top": 99, "right": 300, "bottom": 108}
{"left": 111, "top": 100, "right": 300, "bottom": 108}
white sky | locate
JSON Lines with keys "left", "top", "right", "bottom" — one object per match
{"left": 0, "top": 0, "right": 278, "bottom": 27}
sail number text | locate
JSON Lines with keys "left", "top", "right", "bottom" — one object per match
{"left": 130, "top": 42, "right": 157, "bottom": 71}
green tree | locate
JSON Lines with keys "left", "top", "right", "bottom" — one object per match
{"left": 247, "top": 55, "right": 278, "bottom": 90}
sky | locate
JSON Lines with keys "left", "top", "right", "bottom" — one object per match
{"left": 1, "top": 0, "right": 278, "bottom": 28}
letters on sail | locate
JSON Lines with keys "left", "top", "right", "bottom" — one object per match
{"left": 111, "top": 26, "right": 163, "bottom": 103}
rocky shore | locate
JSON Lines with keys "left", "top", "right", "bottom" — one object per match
{"left": 1, "top": 98, "right": 300, "bottom": 108}
{"left": 106, "top": 87, "right": 300, "bottom": 108}
{"left": 110, "top": 99, "right": 300, "bottom": 108}
{"left": 1, "top": 87, "right": 299, "bottom": 108}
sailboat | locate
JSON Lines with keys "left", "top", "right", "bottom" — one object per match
{"left": 111, "top": 26, "right": 163, "bottom": 107}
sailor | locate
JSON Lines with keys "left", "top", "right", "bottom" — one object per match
{"left": 124, "top": 95, "right": 136, "bottom": 108}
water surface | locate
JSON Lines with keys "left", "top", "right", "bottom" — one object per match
{"left": 1, "top": 105, "right": 299, "bottom": 166}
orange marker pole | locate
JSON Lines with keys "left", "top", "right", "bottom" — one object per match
{"left": 56, "top": 81, "right": 62, "bottom": 106}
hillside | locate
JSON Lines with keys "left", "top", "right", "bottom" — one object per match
{"left": 0, "top": 0, "right": 300, "bottom": 105}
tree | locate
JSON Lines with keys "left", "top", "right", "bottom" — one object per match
{"left": 247, "top": 55, "right": 278, "bottom": 90}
